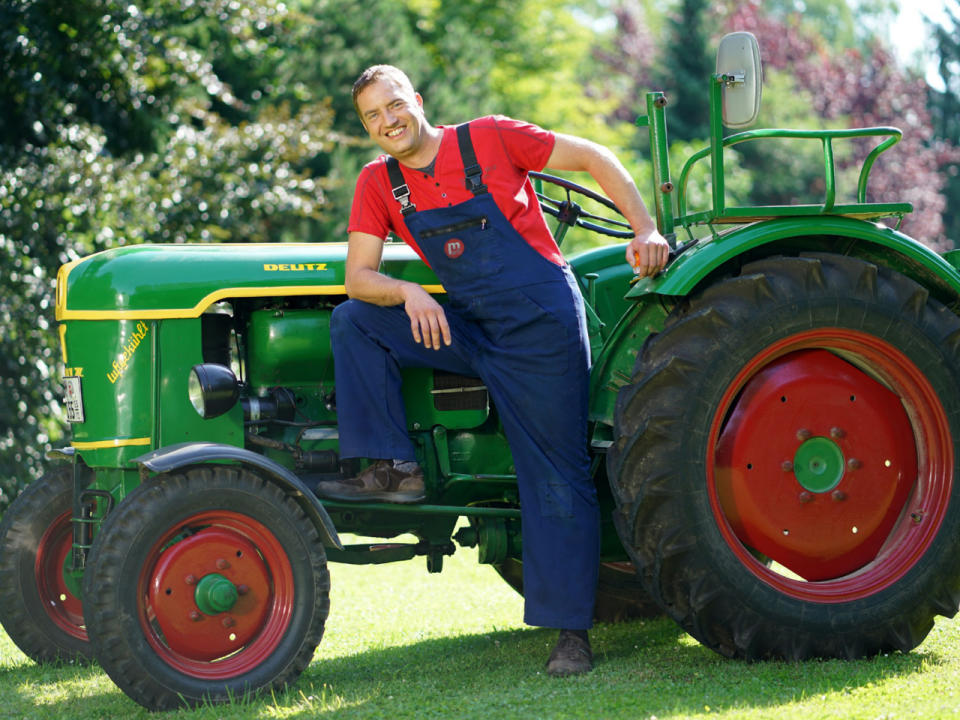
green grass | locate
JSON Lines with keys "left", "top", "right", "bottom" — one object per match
{"left": 3, "top": 539, "right": 960, "bottom": 719}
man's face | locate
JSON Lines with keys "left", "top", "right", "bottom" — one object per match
{"left": 356, "top": 77, "right": 427, "bottom": 161}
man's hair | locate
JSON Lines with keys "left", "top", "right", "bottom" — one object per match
{"left": 352, "top": 65, "right": 417, "bottom": 117}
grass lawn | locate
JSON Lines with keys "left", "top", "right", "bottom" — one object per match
{"left": 2, "top": 537, "right": 960, "bottom": 719}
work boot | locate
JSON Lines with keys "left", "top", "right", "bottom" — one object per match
{"left": 545, "top": 629, "right": 593, "bottom": 677}
{"left": 314, "top": 460, "right": 425, "bottom": 503}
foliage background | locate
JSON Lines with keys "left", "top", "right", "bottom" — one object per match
{"left": 1, "top": 0, "right": 957, "bottom": 513}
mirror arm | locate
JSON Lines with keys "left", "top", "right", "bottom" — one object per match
{"left": 709, "top": 75, "right": 727, "bottom": 217}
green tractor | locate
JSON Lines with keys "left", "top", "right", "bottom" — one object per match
{"left": 3, "top": 32, "right": 960, "bottom": 709}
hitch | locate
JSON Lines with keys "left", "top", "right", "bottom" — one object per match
{"left": 453, "top": 517, "right": 522, "bottom": 565}
{"left": 326, "top": 540, "right": 456, "bottom": 573}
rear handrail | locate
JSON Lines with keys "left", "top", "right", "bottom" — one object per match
{"left": 676, "top": 125, "right": 903, "bottom": 222}
{"left": 669, "top": 72, "right": 906, "bottom": 227}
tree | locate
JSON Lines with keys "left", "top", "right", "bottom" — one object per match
{"left": 0, "top": 0, "right": 160, "bottom": 154}
{"left": 587, "top": 1, "right": 954, "bottom": 247}
{"left": 0, "top": 0, "right": 638, "bottom": 513}
{"left": 927, "top": 1, "right": 960, "bottom": 246}
{"left": 586, "top": 0, "right": 660, "bottom": 126}
{"left": 658, "top": 0, "right": 715, "bottom": 143}
{"left": 0, "top": 0, "right": 338, "bottom": 513}
{"left": 722, "top": 0, "right": 953, "bottom": 249}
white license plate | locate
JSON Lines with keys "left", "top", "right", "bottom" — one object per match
{"left": 63, "top": 376, "right": 85, "bottom": 423}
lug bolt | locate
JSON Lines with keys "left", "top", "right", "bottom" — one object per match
{"left": 184, "top": 574, "right": 197, "bottom": 586}
{"left": 782, "top": 461, "right": 794, "bottom": 472}
{"left": 216, "top": 558, "right": 230, "bottom": 570}
{"left": 796, "top": 428, "right": 812, "bottom": 441}
{"left": 237, "top": 584, "right": 250, "bottom": 596}
{"left": 222, "top": 616, "right": 235, "bottom": 628}
{"left": 832, "top": 490, "right": 847, "bottom": 501}
{"left": 846, "top": 458, "right": 862, "bottom": 470}
{"left": 189, "top": 610, "right": 201, "bottom": 621}
{"left": 798, "top": 491, "right": 813, "bottom": 503}
{"left": 830, "top": 427, "right": 846, "bottom": 439}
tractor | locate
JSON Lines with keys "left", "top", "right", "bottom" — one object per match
{"left": 2, "top": 32, "right": 959, "bottom": 710}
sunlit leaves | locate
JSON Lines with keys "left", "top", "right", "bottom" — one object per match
{"left": 0, "top": 0, "right": 337, "bottom": 510}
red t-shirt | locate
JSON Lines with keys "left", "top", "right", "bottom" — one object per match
{"left": 348, "top": 115, "right": 563, "bottom": 266}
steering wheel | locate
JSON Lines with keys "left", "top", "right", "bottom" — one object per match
{"left": 530, "top": 172, "right": 634, "bottom": 239}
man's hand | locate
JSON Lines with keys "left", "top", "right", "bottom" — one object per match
{"left": 402, "top": 283, "right": 452, "bottom": 350}
{"left": 346, "top": 232, "right": 451, "bottom": 350}
{"left": 627, "top": 228, "right": 670, "bottom": 278}
{"left": 544, "top": 135, "right": 671, "bottom": 279}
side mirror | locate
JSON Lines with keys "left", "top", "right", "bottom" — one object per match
{"left": 717, "top": 32, "right": 762, "bottom": 129}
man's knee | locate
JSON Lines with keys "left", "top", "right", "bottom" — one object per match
{"left": 331, "top": 298, "right": 362, "bottom": 328}
{"left": 331, "top": 300, "right": 415, "bottom": 357}
{"left": 332, "top": 298, "right": 384, "bottom": 339}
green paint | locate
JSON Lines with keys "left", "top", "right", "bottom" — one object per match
{"left": 794, "top": 437, "right": 845, "bottom": 493}
{"left": 194, "top": 573, "right": 238, "bottom": 615}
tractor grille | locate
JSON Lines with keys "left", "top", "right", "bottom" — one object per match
{"left": 432, "top": 371, "right": 488, "bottom": 412}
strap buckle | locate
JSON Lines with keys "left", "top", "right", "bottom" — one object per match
{"left": 463, "top": 164, "right": 487, "bottom": 195}
{"left": 392, "top": 183, "right": 416, "bottom": 216}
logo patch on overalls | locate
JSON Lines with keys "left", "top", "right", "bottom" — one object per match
{"left": 444, "top": 238, "right": 464, "bottom": 259}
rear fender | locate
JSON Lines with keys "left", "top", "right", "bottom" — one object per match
{"left": 589, "top": 217, "right": 960, "bottom": 430}
{"left": 627, "top": 217, "right": 960, "bottom": 303}
{"left": 588, "top": 296, "right": 674, "bottom": 432}
{"left": 132, "top": 442, "right": 342, "bottom": 549}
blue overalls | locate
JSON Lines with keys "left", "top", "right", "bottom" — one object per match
{"left": 331, "top": 123, "right": 600, "bottom": 629}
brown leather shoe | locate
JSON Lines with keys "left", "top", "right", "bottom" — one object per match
{"left": 314, "top": 460, "right": 425, "bottom": 503}
{"left": 545, "top": 630, "right": 593, "bottom": 677}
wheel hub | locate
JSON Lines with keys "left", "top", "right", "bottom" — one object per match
{"left": 715, "top": 349, "right": 918, "bottom": 581}
{"left": 147, "top": 527, "right": 272, "bottom": 661}
{"left": 793, "top": 436, "right": 844, "bottom": 493}
{"left": 194, "top": 573, "right": 239, "bottom": 615}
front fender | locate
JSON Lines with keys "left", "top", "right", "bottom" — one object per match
{"left": 132, "top": 442, "right": 342, "bottom": 550}
{"left": 627, "top": 217, "right": 960, "bottom": 303}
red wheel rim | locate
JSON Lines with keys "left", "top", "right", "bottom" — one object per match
{"left": 137, "top": 511, "right": 294, "bottom": 678}
{"left": 35, "top": 511, "right": 87, "bottom": 640}
{"left": 707, "top": 328, "right": 953, "bottom": 603}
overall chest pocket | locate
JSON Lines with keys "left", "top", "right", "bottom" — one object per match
{"left": 418, "top": 216, "right": 502, "bottom": 279}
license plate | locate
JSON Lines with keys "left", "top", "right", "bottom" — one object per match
{"left": 63, "top": 376, "right": 85, "bottom": 423}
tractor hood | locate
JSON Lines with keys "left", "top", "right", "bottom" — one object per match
{"left": 56, "top": 242, "right": 441, "bottom": 320}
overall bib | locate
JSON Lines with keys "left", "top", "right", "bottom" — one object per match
{"left": 331, "top": 123, "right": 600, "bottom": 629}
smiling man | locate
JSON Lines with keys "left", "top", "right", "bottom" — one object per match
{"left": 315, "top": 64, "right": 668, "bottom": 676}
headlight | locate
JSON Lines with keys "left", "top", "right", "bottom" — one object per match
{"left": 188, "top": 364, "right": 240, "bottom": 419}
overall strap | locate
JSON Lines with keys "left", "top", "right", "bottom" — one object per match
{"left": 385, "top": 157, "right": 416, "bottom": 216}
{"left": 456, "top": 122, "right": 488, "bottom": 196}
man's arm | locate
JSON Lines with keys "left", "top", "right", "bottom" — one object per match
{"left": 345, "top": 231, "right": 452, "bottom": 350}
{"left": 545, "top": 133, "right": 669, "bottom": 278}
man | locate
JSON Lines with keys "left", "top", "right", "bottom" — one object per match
{"left": 316, "top": 65, "right": 669, "bottom": 676}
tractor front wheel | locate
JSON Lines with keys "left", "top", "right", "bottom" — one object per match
{"left": 82, "top": 465, "right": 329, "bottom": 710}
{"left": 608, "top": 254, "right": 960, "bottom": 659}
{"left": 0, "top": 466, "right": 91, "bottom": 663}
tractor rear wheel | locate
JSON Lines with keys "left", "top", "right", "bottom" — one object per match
{"left": 82, "top": 465, "right": 329, "bottom": 710}
{"left": 494, "top": 558, "right": 661, "bottom": 622}
{"left": 0, "top": 466, "right": 91, "bottom": 663}
{"left": 608, "top": 254, "right": 960, "bottom": 659}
